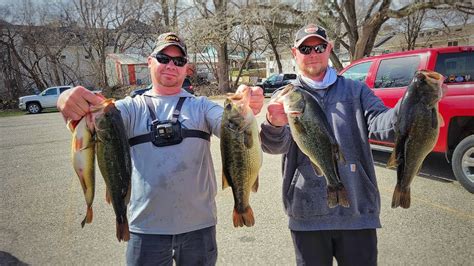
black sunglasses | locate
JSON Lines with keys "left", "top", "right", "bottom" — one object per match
{"left": 298, "top": 43, "right": 328, "bottom": 55}
{"left": 155, "top": 53, "right": 187, "bottom": 67}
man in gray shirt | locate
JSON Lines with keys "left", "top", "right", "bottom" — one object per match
{"left": 58, "top": 32, "right": 264, "bottom": 265}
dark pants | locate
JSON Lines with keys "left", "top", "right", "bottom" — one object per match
{"left": 126, "top": 226, "right": 217, "bottom": 266}
{"left": 291, "top": 229, "right": 377, "bottom": 266}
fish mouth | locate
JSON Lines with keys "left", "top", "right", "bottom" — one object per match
{"left": 225, "top": 89, "right": 250, "bottom": 116}
{"left": 278, "top": 84, "right": 294, "bottom": 97}
{"left": 418, "top": 70, "right": 446, "bottom": 99}
{"left": 419, "top": 70, "right": 445, "bottom": 83}
{"left": 288, "top": 110, "right": 302, "bottom": 117}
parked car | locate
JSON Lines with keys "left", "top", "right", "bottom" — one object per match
{"left": 256, "top": 73, "right": 297, "bottom": 94}
{"left": 18, "top": 86, "right": 72, "bottom": 114}
{"left": 339, "top": 46, "right": 474, "bottom": 193}
{"left": 129, "top": 77, "right": 194, "bottom": 97}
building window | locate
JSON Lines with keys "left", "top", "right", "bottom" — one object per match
{"left": 269, "top": 68, "right": 274, "bottom": 73}
{"left": 269, "top": 56, "right": 274, "bottom": 61}
{"left": 448, "top": 41, "right": 458, "bottom": 46}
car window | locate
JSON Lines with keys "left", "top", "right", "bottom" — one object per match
{"left": 435, "top": 51, "right": 474, "bottom": 83}
{"left": 374, "top": 56, "right": 420, "bottom": 88}
{"left": 266, "top": 74, "right": 278, "bottom": 83}
{"left": 42, "top": 88, "right": 57, "bottom": 96}
{"left": 283, "top": 74, "right": 296, "bottom": 80}
{"left": 342, "top": 61, "right": 372, "bottom": 82}
{"left": 59, "top": 87, "right": 70, "bottom": 94}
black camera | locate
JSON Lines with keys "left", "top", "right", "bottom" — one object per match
{"left": 151, "top": 120, "right": 183, "bottom": 147}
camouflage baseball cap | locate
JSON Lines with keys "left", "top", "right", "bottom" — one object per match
{"left": 151, "top": 32, "right": 187, "bottom": 57}
{"left": 294, "top": 24, "right": 329, "bottom": 47}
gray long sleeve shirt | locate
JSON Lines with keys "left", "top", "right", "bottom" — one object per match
{"left": 260, "top": 76, "right": 400, "bottom": 231}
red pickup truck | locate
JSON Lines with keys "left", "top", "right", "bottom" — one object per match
{"left": 340, "top": 46, "right": 474, "bottom": 193}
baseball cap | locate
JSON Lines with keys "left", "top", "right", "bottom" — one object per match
{"left": 151, "top": 32, "right": 187, "bottom": 57}
{"left": 294, "top": 24, "right": 329, "bottom": 47}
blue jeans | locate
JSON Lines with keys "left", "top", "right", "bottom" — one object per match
{"left": 126, "top": 226, "right": 217, "bottom": 266}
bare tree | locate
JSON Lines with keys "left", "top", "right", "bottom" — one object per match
{"left": 401, "top": 9, "right": 426, "bottom": 50}
{"left": 331, "top": 0, "right": 474, "bottom": 61}
{"left": 187, "top": 0, "right": 233, "bottom": 93}
{"left": 0, "top": 1, "right": 79, "bottom": 94}
{"left": 62, "top": 0, "right": 154, "bottom": 88}
{"left": 229, "top": 24, "right": 265, "bottom": 88}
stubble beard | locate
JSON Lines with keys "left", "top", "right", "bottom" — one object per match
{"left": 302, "top": 65, "right": 325, "bottom": 78}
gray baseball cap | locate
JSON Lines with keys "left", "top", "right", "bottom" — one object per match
{"left": 151, "top": 32, "right": 187, "bottom": 56}
{"left": 294, "top": 24, "right": 329, "bottom": 47}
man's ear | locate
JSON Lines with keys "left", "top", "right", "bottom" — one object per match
{"left": 147, "top": 56, "right": 154, "bottom": 68}
{"left": 327, "top": 41, "right": 334, "bottom": 52}
{"left": 186, "top": 63, "right": 195, "bottom": 76}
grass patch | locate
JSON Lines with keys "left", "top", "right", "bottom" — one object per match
{"left": 0, "top": 109, "right": 25, "bottom": 117}
{"left": 0, "top": 108, "right": 60, "bottom": 117}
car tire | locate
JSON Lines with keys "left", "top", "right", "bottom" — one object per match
{"left": 27, "top": 102, "right": 41, "bottom": 114}
{"left": 451, "top": 135, "right": 474, "bottom": 193}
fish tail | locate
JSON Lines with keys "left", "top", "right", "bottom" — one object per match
{"left": 391, "top": 184, "right": 411, "bottom": 209}
{"left": 81, "top": 206, "right": 94, "bottom": 227}
{"left": 336, "top": 184, "right": 350, "bottom": 208}
{"left": 116, "top": 216, "right": 130, "bottom": 242}
{"left": 327, "top": 186, "right": 338, "bottom": 208}
{"left": 233, "top": 206, "right": 255, "bottom": 227}
{"left": 105, "top": 187, "right": 111, "bottom": 204}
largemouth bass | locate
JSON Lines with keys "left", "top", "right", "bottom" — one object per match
{"left": 387, "top": 70, "right": 444, "bottom": 209}
{"left": 68, "top": 115, "right": 95, "bottom": 227}
{"left": 221, "top": 87, "right": 262, "bottom": 227}
{"left": 279, "top": 84, "right": 349, "bottom": 208}
{"left": 92, "top": 99, "right": 131, "bottom": 241}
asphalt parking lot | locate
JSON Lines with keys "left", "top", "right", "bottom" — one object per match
{"left": 0, "top": 104, "right": 473, "bottom": 265}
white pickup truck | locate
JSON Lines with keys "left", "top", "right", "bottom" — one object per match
{"left": 18, "top": 86, "right": 72, "bottom": 114}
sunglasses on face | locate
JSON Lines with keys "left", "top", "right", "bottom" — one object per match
{"left": 155, "top": 53, "right": 187, "bottom": 67}
{"left": 298, "top": 43, "right": 328, "bottom": 55}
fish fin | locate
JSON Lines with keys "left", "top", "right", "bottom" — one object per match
{"left": 116, "top": 216, "right": 130, "bottom": 242}
{"left": 67, "top": 119, "right": 80, "bottom": 132}
{"left": 438, "top": 113, "right": 445, "bottom": 127}
{"left": 124, "top": 185, "right": 131, "bottom": 205}
{"left": 332, "top": 143, "right": 346, "bottom": 164}
{"left": 79, "top": 140, "right": 95, "bottom": 151}
{"left": 387, "top": 151, "right": 398, "bottom": 169}
{"left": 81, "top": 206, "right": 93, "bottom": 227}
{"left": 310, "top": 163, "right": 323, "bottom": 176}
{"left": 431, "top": 109, "right": 439, "bottom": 129}
{"left": 222, "top": 172, "right": 230, "bottom": 190}
{"left": 336, "top": 184, "right": 350, "bottom": 208}
{"left": 252, "top": 176, "right": 259, "bottom": 192}
{"left": 337, "top": 146, "right": 346, "bottom": 164}
{"left": 105, "top": 187, "right": 112, "bottom": 204}
{"left": 233, "top": 206, "right": 255, "bottom": 227}
{"left": 391, "top": 184, "right": 411, "bottom": 209}
{"left": 243, "top": 129, "right": 253, "bottom": 149}
{"left": 327, "top": 186, "right": 338, "bottom": 208}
